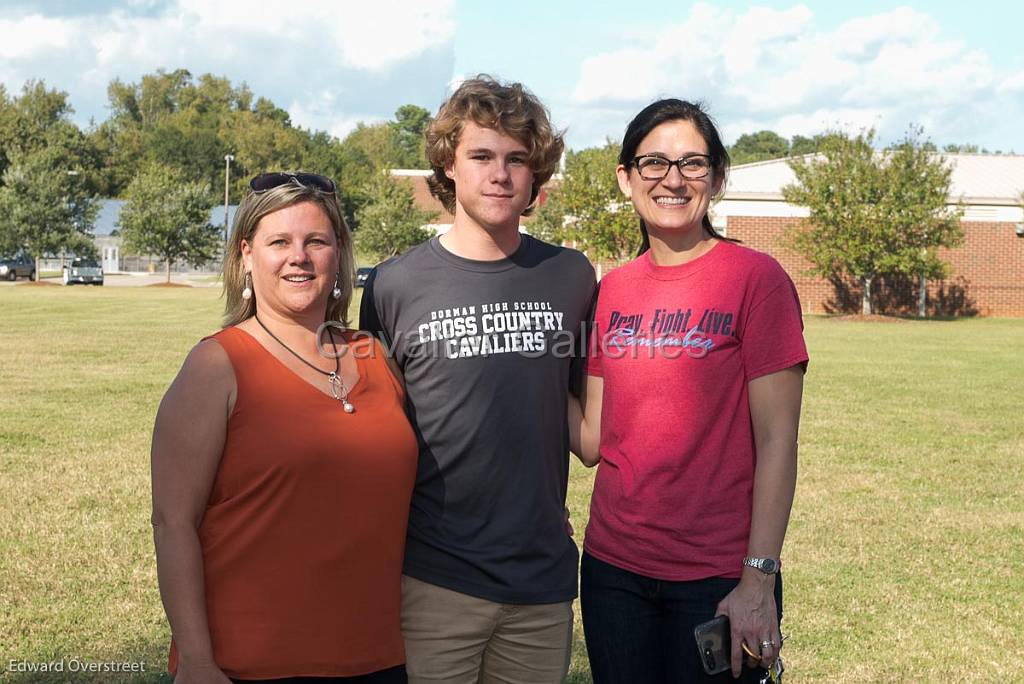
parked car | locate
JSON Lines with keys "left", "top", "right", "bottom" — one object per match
{"left": 354, "top": 266, "right": 373, "bottom": 288}
{"left": 63, "top": 257, "right": 104, "bottom": 286}
{"left": 0, "top": 254, "right": 36, "bottom": 281}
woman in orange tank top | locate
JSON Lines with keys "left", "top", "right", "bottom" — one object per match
{"left": 151, "top": 173, "right": 417, "bottom": 684}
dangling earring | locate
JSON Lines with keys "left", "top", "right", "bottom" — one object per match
{"left": 331, "top": 274, "right": 342, "bottom": 300}
{"left": 241, "top": 272, "right": 252, "bottom": 300}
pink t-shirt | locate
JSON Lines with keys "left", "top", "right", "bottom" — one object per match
{"left": 584, "top": 240, "right": 808, "bottom": 581}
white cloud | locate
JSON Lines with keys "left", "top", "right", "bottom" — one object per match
{"left": 288, "top": 93, "right": 381, "bottom": 141}
{"left": 0, "top": 1, "right": 455, "bottom": 135}
{"left": 997, "top": 71, "right": 1024, "bottom": 94}
{"left": 170, "top": 0, "right": 455, "bottom": 72}
{"left": 569, "top": 4, "right": 1023, "bottom": 149}
{"left": 574, "top": 48, "right": 664, "bottom": 103}
{"left": 0, "top": 14, "right": 76, "bottom": 59}
{"left": 721, "top": 5, "right": 812, "bottom": 77}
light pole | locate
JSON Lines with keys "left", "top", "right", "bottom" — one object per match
{"left": 224, "top": 154, "right": 235, "bottom": 246}
{"left": 60, "top": 170, "right": 81, "bottom": 273}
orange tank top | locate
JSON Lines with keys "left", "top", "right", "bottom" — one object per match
{"left": 168, "top": 326, "right": 417, "bottom": 679}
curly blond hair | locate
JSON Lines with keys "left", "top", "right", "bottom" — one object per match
{"left": 425, "top": 75, "right": 564, "bottom": 216}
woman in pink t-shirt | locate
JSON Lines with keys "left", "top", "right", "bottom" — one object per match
{"left": 570, "top": 100, "right": 808, "bottom": 683}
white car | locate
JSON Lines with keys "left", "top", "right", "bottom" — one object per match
{"left": 63, "top": 258, "right": 104, "bottom": 285}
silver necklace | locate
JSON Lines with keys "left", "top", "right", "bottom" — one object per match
{"left": 255, "top": 315, "right": 355, "bottom": 413}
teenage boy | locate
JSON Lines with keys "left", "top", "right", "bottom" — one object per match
{"left": 360, "top": 76, "right": 595, "bottom": 683}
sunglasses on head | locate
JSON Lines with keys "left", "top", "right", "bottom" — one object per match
{"left": 249, "top": 172, "right": 336, "bottom": 194}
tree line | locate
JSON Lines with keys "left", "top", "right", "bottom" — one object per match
{"left": 0, "top": 70, "right": 986, "bottom": 310}
{"left": 727, "top": 129, "right": 1011, "bottom": 166}
{"left": 0, "top": 70, "right": 435, "bottom": 276}
{"left": 535, "top": 128, "right": 969, "bottom": 316}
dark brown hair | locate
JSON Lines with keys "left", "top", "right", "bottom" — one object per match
{"left": 619, "top": 99, "right": 734, "bottom": 255}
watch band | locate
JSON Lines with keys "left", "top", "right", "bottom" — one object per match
{"left": 742, "top": 556, "right": 780, "bottom": 574}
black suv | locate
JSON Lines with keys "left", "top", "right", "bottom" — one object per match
{"left": 0, "top": 254, "right": 35, "bottom": 281}
{"left": 354, "top": 266, "right": 373, "bottom": 288}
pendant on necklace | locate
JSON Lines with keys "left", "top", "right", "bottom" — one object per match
{"left": 328, "top": 372, "right": 355, "bottom": 414}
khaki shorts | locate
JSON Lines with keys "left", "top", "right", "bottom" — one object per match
{"left": 401, "top": 575, "right": 573, "bottom": 684}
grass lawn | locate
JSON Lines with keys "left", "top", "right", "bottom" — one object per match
{"left": 1, "top": 286, "right": 1021, "bottom": 682}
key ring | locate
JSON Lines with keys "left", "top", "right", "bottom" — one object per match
{"left": 744, "top": 641, "right": 785, "bottom": 684}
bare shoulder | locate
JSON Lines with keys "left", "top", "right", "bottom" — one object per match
{"left": 152, "top": 337, "right": 237, "bottom": 523}
{"left": 180, "top": 338, "right": 234, "bottom": 386}
{"left": 162, "top": 337, "right": 237, "bottom": 415}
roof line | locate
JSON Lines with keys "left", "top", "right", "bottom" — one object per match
{"left": 722, "top": 191, "right": 1023, "bottom": 206}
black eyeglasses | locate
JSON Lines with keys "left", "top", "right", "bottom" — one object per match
{"left": 249, "top": 172, "right": 337, "bottom": 194}
{"left": 629, "top": 154, "right": 712, "bottom": 181}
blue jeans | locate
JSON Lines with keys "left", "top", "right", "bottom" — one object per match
{"left": 580, "top": 551, "right": 783, "bottom": 684}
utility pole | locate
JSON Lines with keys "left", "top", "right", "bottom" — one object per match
{"left": 224, "top": 154, "right": 235, "bottom": 245}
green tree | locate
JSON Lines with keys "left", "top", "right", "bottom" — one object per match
{"left": 0, "top": 146, "right": 99, "bottom": 276}
{"left": 788, "top": 135, "right": 816, "bottom": 157}
{"left": 354, "top": 173, "right": 436, "bottom": 260}
{"left": 253, "top": 96, "right": 291, "bottom": 125}
{"left": 336, "top": 122, "right": 404, "bottom": 228}
{"left": 0, "top": 80, "right": 73, "bottom": 161}
{"left": 95, "top": 69, "right": 403, "bottom": 223}
{"left": 302, "top": 130, "right": 347, "bottom": 189}
{"left": 100, "top": 69, "right": 273, "bottom": 198}
{"left": 783, "top": 128, "right": 963, "bottom": 315}
{"left": 729, "top": 130, "right": 790, "bottom": 165}
{"left": 789, "top": 133, "right": 840, "bottom": 157}
{"left": 118, "top": 164, "right": 221, "bottom": 282}
{"left": 533, "top": 142, "right": 638, "bottom": 263}
{"left": 220, "top": 110, "right": 308, "bottom": 197}
{"left": 390, "top": 104, "right": 431, "bottom": 169}
{"left": 943, "top": 143, "right": 980, "bottom": 153}
{"left": 0, "top": 80, "right": 102, "bottom": 194}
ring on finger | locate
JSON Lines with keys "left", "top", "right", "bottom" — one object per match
{"left": 760, "top": 639, "right": 774, "bottom": 652}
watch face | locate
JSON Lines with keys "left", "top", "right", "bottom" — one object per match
{"left": 761, "top": 558, "right": 778, "bottom": 574}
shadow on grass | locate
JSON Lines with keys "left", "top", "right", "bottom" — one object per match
{"left": 823, "top": 273, "right": 979, "bottom": 317}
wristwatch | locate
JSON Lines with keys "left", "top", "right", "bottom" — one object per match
{"left": 742, "top": 556, "right": 780, "bottom": 575}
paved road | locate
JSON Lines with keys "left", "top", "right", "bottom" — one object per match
{"left": 0, "top": 273, "right": 222, "bottom": 288}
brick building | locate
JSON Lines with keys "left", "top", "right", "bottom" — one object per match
{"left": 713, "top": 154, "right": 1024, "bottom": 316}
{"left": 398, "top": 157, "right": 1024, "bottom": 316}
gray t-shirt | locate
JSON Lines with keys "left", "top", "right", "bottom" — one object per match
{"left": 360, "top": 235, "right": 596, "bottom": 603}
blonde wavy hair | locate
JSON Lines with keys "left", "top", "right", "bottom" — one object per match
{"left": 425, "top": 75, "right": 564, "bottom": 216}
{"left": 222, "top": 180, "right": 354, "bottom": 327}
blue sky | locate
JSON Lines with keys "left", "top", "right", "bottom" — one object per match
{"left": 2, "top": 1, "right": 1022, "bottom": 153}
